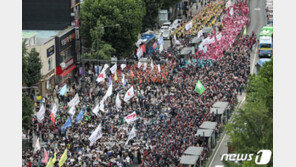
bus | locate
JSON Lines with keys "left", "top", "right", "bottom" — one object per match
{"left": 258, "top": 36, "right": 272, "bottom": 58}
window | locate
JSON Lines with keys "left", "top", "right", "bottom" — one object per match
{"left": 48, "top": 57, "right": 52, "bottom": 71}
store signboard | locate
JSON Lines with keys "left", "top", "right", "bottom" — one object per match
{"left": 47, "top": 45, "right": 55, "bottom": 58}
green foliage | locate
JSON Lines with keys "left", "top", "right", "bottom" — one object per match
{"left": 22, "top": 42, "right": 43, "bottom": 87}
{"left": 80, "top": 0, "right": 145, "bottom": 58}
{"left": 161, "top": 0, "right": 182, "bottom": 10}
{"left": 225, "top": 59, "right": 273, "bottom": 167}
{"left": 22, "top": 93, "right": 33, "bottom": 130}
{"left": 24, "top": 48, "right": 43, "bottom": 87}
{"left": 141, "top": 0, "right": 162, "bottom": 32}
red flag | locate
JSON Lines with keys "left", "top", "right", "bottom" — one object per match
{"left": 50, "top": 113, "right": 55, "bottom": 124}
{"left": 42, "top": 148, "right": 48, "bottom": 164}
{"left": 152, "top": 42, "right": 157, "bottom": 50}
{"left": 141, "top": 44, "right": 146, "bottom": 53}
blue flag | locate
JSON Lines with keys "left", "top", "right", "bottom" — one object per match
{"left": 75, "top": 109, "right": 84, "bottom": 124}
{"left": 61, "top": 117, "right": 72, "bottom": 133}
{"left": 59, "top": 85, "right": 67, "bottom": 96}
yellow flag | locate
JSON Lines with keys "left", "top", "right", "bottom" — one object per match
{"left": 114, "top": 71, "right": 118, "bottom": 81}
{"left": 46, "top": 152, "right": 56, "bottom": 167}
{"left": 59, "top": 148, "right": 68, "bottom": 167}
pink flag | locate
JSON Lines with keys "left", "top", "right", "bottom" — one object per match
{"left": 42, "top": 148, "right": 48, "bottom": 164}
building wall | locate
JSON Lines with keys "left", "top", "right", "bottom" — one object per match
{"left": 27, "top": 38, "right": 56, "bottom": 76}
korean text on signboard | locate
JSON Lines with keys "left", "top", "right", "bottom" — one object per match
{"left": 47, "top": 45, "right": 55, "bottom": 57}
{"left": 61, "top": 33, "right": 75, "bottom": 47}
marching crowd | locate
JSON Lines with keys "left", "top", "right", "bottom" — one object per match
{"left": 22, "top": 1, "right": 255, "bottom": 167}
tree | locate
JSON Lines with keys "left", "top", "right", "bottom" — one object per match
{"left": 161, "top": 0, "right": 182, "bottom": 10}
{"left": 224, "top": 59, "right": 273, "bottom": 167}
{"left": 22, "top": 93, "right": 34, "bottom": 130}
{"left": 80, "top": 0, "right": 145, "bottom": 58}
{"left": 22, "top": 41, "right": 29, "bottom": 85}
{"left": 24, "top": 48, "right": 42, "bottom": 87}
{"left": 141, "top": 0, "right": 162, "bottom": 32}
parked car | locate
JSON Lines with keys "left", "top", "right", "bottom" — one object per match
{"left": 163, "top": 30, "right": 171, "bottom": 40}
{"left": 160, "top": 26, "right": 169, "bottom": 33}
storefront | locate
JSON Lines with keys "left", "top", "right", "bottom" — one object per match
{"left": 55, "top": 26, "right": 77, "bottom": 86}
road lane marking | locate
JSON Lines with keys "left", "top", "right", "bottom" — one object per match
{"left": 208, "top": 97, "right": 246, "bottom": 167}
{"left": 254, "top": 8, "right": 261, "bottom": 11}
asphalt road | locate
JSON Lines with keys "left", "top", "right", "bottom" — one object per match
{"left": 207, "top": 0, "right": 267, "bottom": 167}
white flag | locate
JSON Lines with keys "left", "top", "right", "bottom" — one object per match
{"left": 89, "top": 124, "right": 102, "bottom": 146}
{"left": 124, "top": 111, "right": 138, "bottom": 124}
{"left": 138, "top": 62, "right": 142, "bottom": 69}
{"left": 103, "top": 83, "right": 113, "bottom": 101}
{"left": 143, "top": 63, "right": 147, "bottom": 71}
{"left": 34, "top": 137, "right": 41, "bottom": 153}
{"left": 136, "top": 47, "right": 143, "bottom": 58}
{"left": 68, "top": 93, "right": 80, "bottom": 107}
{"left": 159, "top": 44, "right": 163, "bottom": 53}
{"left": 216, "top": 33, "right": 222, "bottom": 41}
{"left": 99, "top": 100, "right": 105, "bottom": 112}
{"left": 116, "top": 93, "right": 122, "bottom": 109}
{"left": 151, "top": 61, "right": 154, "bottom": 71}
{"left": 121, "top": 64, "right": 126, "bottom": 70}
{"left": 51, "top": 103, "right": 58, "bottom": 116}
{"left": 102, "top": 64, "right": 109, "bottom": 72}
{"left": 92, "top": 104, "right": 99, "bottom": 116}
{"left": 185, "top": 21, "right": 193, "bottom": 31}
{"left": 68, "top": 106, "right": 76, "bottom": 116}
{"left": 125, "top": 126, "right": 136, "bottom": 145}
{"left": 36, "top": 104, "right": 45, "bottom": 123}
{"left": 197, "top": 30, "right": 203, "bottom": 39}
{"left": 230, "top": 7, "right": 234, "bottom": 16}
{"left": 124, "top": 86, "right": 134, "bottom": 103}
{"left": 96, "top": 71, "right": 106, "bottom": 83}
{"left": 157, "top": 64, "right": 161, "bottom": 73}
{"left": 110, "top": 64, "right": 117, "bottom": 74}
{"left": 122, "top": 74, "right": 126, "bottom": 85}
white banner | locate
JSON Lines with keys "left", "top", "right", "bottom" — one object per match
{"left": 103, "top": 83, "right": 113, "bottom": 101}
{"left": 99, "top": 100, "right": 105, "bottom": 112}
{"left": 121, "top": 64, "right": 126, "bottom": 70}
{"left": 125, "top": 126, "right": 136, "bottom": 145}
{"left": 185, "top": 21, "right": 193, "bottom": 31}
{"left": 37, "top": 104, "right": 45, "bottom": 123}
{"left": 197, "top": 30, "right": 203, "bottom": 39}
{"left": 68, "top": 106, "right": 76, "bottom": 116}
{"left": 136, "top": 47, "right": 143, "bottom": 58}
{"left": 102, "top": 64, "right": 109, "bottom": 72}
{"left": 34, "top": 137, "right": 41, "bottom": 153}
{"left": 116, "top": 93, "right": 122, "bottom": 109}
{"left": 92, "top": 104, "right": 99, "bottom": 116}
{"left": 157, "top": 64, "right": 161, "bottom": 73}
{"left": 96, "top": 71, "right": 106, "bottom": 83}
{"left": 89, "top": 124, "right": 102, "bottom": 146}
{"left": 68, "top": 93, "right": 80, "bottom": 107}
{"left": 151, "top": 61, "right": 154, "bottom": 71}
{"left": 143, "top": 63, "right": 147, "bottom": 71}
{"left": 51, "top": 103, "right": 58, "bottom": 116}
{"left": 124, "top": 86, "right": 134, "bottom": 102}
{"left": 216, "top": 33, "right": 222, "bottom": 41}
{"left": 124, "top": 112, "right": 138, "bottom": 124}
{"left": 110, "top": 64, "right": 117, "bottom": 74}
{"left": 138, "top": 62, "right": 142, "bottom": 69}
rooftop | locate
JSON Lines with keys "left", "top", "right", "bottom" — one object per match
{"left": 22, "top": 30, "right": 60, "bottom": 45}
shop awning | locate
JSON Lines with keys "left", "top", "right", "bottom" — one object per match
{"left": 61, "top": 64, "right": 76, "bottom": 77}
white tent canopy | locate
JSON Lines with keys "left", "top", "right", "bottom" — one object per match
{"left": 180, "top": 155, "right": 199, "bottom": 165}
{"left": 199, "top": 121, "right": 217, "bottom": 130}
{"left": 212, "top": 101, "right": 229, "bottom": 109}
{"left": 184, "top": 146, "right": 203, "bottom": 156}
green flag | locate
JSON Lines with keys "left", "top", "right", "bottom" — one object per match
{"left": 195, "top": 80, "right": 205, "bottom": 95}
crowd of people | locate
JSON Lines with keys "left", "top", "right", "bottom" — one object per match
{"left": 22, "top": 0, "right": 256, "bottom": 167}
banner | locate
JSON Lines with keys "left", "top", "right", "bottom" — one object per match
{"left": 138, "top": 62, "right": 142, "bottom": 69}
{"left": 125, "top": 126, "right": 136, "bottom": 145}
{"left": 110, "top": 63, "right": 117, "bottom": 74}
{"left": 121, "top": 64, "right": 126, "bottom": 70}
{"left": 185, "top": 21, "right": 193, "bottom": 31}
{"left": 59, "top": 85, "right": 67, "bottom": 96}
{"left": 157, "top": 64, "right": 161, "bottom": 73}
{"left": 197, "top": 30, "right": 203, "bottom": 39}
{"left": 42, "top": 148, "right": 48, "bottom": 164}
{"left": 92, "top": 104, "right": 99, "bottom": 116}
{"left": 195, "top": 80, "right": 206, "bottom": 95}
{"left": 61, "top": 117, "right": 72, "bottom": 133}
{"left": 116, "top": 93, "right": 122, "bottom": 109}
{"left": 68, "top": 106, "right": 76, "bottom": 116}
{"left": 99, "top": 100, "right": 105, "bottom": 112}
{"left": 75, "top": 109, "right": 84, "bottom": 123}
{"left": 96, "top": 71, "right": 106, "bottom": 83}
{"left": 103, "top": 83, "right": 113, "bottom": 101}
{"left": 58, "top": 148, "right": 68, "bottom": 167}
{"left": 89, "top": 124, "right": 102, "bottom": 146}
{"left": 124, "top": 111, "right": 138, "bottom": 124}
{"left": 68, "top": 93, "right": 80, "bottom": 107}
{"left": 151, "top": 61, "right": 154, "bottom": 71}
{"left": 34, "top": 137, "right": 41, "bottom": 153}
{"left": 124, "top": 86, "right": 134, "bottom": 102}
{"left": 51, "top": 103, "right": 58, "bottom": 116}
{"left": 37, "top": 104, "right": 46, "bottom": 123}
